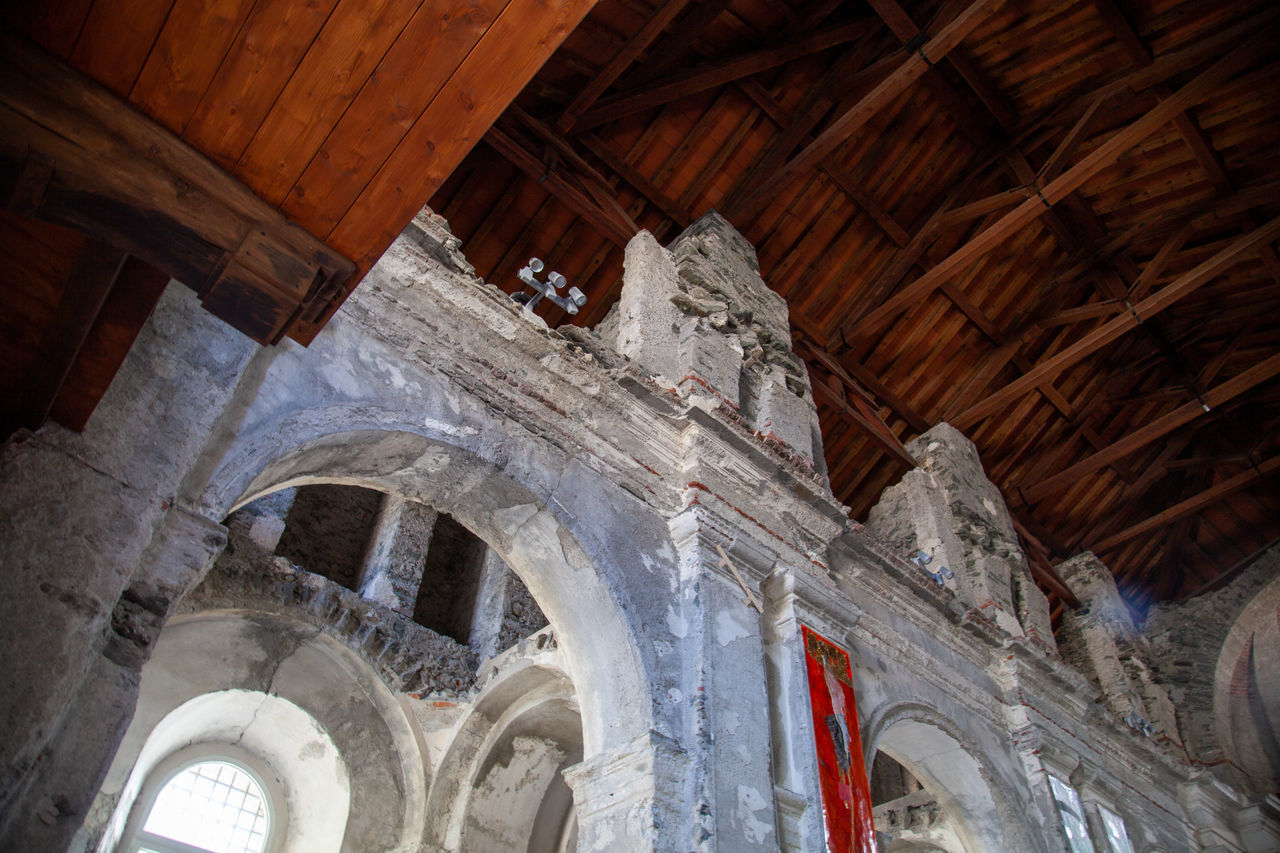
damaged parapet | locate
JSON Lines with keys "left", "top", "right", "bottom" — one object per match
{"left": 1057, "top": 552, "right": 1181, "bottom": 744}
{"left": 866, "top": 422, "right": 1054, "bottom": 646}
{"left": 604, "top": 212, "right": 822, "bottom": 466}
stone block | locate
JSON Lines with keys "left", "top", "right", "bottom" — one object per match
{"left": 866, "top": 422, "right": 1032, "bottom": 636}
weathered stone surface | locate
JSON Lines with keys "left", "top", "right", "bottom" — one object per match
{"left": 865, "top": 422, "right": 1046, "bottom": 641}
{"left": 1, "top": 209, "right": 1271, "bottom": 853}
{"left": 355, "top": 494, "right": 436, "bottom": 616}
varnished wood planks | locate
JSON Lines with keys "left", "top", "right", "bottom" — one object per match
{"left": 128, "top": 0, "right": 257, "bottom": 132}
{"left": 324, "top": 0, "right": 598, "bottom": 270}
{"left": 234, "top": 0, "right": 442, "bottom": 206}
{"left": 181, "top": 0, "right": 342, "bottom": 169}
{"left": 280, "top": 0, "right": 514, "bottom": 235}
{"left": 68, "top": 0, "right": 175, "bottom": 96}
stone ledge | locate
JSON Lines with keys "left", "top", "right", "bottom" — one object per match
{"left": 180, "top": 546, "right": 478, "bottom": 697}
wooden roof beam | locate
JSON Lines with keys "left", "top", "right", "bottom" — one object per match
{"left": 857, "top": 30, "right": 1275, "bottom": 336}
{"left": 573, "top": 18, "right": 869, "bottom": 129}
{"left": 579, "top": 135, "right": 693, "bottom": 228}
{"left": 1011, "top": 517, "right": 1081, "bottom": 608}
{"left": 556, "top": 0, "right": 697, "bottom": 133}
{"left": 953, "top": 217, "right": 1280, "bottom": 429}
{"left": 736, "top": 0, "right": 1005, "bottom": 215}
{"left": 1092, "top": 453, "right": 1280, "bottom": 555}
{"left": 1, "top": 34, "right": 355, "bottom": 346}
{"left": 722, "top": 70, "right": 911, "bottom": 247}
{"left": 1022, "top": 351, "right": 1280, "bottom": 503}
{"left": 801, "top": 341, "right": 920, "bottom": 468}
{"left": 484, "top": 125, "right": 637, "bottom": 247}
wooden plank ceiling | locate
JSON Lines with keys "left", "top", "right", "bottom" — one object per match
{"left": 1, "top": 0, "right": 594, "bottom": 433}
{"left": 427, "top": 0, "right": 1280, "bottom": 616}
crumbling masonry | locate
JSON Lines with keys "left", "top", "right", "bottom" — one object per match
{"left": 1, "top": 210, "right": 1277, "bottom": 851}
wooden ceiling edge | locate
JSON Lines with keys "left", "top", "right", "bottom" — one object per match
{"left": 2, "top": 33, "right": 357, "bottom": 347}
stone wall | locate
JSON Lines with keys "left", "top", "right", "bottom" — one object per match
{"left": 1, "top": 206, "right": 1275, "bottom": 852}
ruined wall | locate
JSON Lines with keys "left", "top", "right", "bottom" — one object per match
{"left": 1144, "top": 547, "right": 1280, "bottom": 793}
{"left": 2, "top": 207, "right": 1275, "bottom": 852}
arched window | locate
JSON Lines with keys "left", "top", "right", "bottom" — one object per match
{"left": 119, "top": 746, "right": 285, "bottom": 853}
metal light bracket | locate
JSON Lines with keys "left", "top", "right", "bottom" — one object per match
{"left": 515, "top": 258, "right": 587, "bottom": 315}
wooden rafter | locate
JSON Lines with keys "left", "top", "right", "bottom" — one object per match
{"left": 556, "top": 0, "right": 697, "bottom": 133}
{"left": 856, "top": 29, "right": 1275, "bottom": 335}
{"left": 1092, "top": 454, "right": 1280, "bottom": 554}
{"left": 484, "top": 124, "right": 638, "bottom": 247}
{"left": 952, "top": 217, "right": 1280, "bottom": 429}
{"left": 1022, "top": 352, "right": 1280, "bottom": 503}
{"left": 573, "top": 18, "right": 869, "bottom": 129}
{"left": 736, "top": 0, "right": 1005, "bottom": 216}
{"left": 801, "top": 342, "right": 919, "bottom": 468}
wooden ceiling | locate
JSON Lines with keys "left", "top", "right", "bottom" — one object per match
{"left": 427, "top": 0, "right": 1280, "bottom": 616}
{"left": 1, "top": 0, "right": 592, "bottom": 431}
{"left": 2, "top": 0, "right": 1276, "bottom": 619}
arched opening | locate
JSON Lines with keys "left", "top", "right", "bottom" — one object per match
{"left": 1213, "top": 574, "right": 1280, "bottom": 792}
{"left": 122, "top": 747, "right": 281, "bottom": 853}
{"left": 85, "top": 613, "right": 420, "bottom": 853}
{"left": 204, "top": 427, "right": 654, "bottom": 758}
{"left": 868, "top": 711, "right": 1018, "bottom": 853}
{"left": 425, "top": 631, "right": 583, "bottom": 852}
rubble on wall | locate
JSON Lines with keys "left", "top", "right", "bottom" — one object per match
{"left": 865, "top": 422, "right": 1053, "bottom": 644}
{"left": 186, "top": 516, "right": 479, "bottom": 697}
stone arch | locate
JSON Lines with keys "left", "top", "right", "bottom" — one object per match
{"left": 199, "top": 424, "right": 656, "bottom": 758}
{"left": 864, "top": 703, "right": 1034, "bottom": 853}
{"left": 425, "top": 629, "right": 582, "bottom": 851}
{"left": 1212, "top": 573, "right": 1280, "bottom": 791}
{"left": 86, "top": 610, "right": 425, "bottom": 852}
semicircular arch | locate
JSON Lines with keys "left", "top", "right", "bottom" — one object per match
{"left": 863, "top": 702, "right": 1038, "bottom": 853}
{"left": 200, "top": 424, "right": 656, "bottom": 756}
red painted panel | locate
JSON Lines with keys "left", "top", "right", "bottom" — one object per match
{"left": 802, "top": 625, "right": 876, "bottom": 853}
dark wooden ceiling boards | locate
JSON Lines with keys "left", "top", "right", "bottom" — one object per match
{"left": 428, "top": 0, "right": 1280, "bottom": 615}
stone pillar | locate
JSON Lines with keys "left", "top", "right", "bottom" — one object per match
{"left": 355, "top": 494, "right": 436, "bottom": 617}
{"left": 865, "top": 421, "right": 1048, "bottom": 640}
{"left": 0, "top": 283, "right": 258, "bottom": 850}
{"left": 1057, "top": 552, "right": 1179, "bottom": 741}
{"left": 666, "top": 509, "right": 782, "bottom": 851}
{"left": 467, "top": 547, "right": 521, "bottom": 660}
{"left": 2, "top": 507, "right": 229, "bottom": 851}
{"left": 562, "top": 731, "right": 694, "bottom": 851}
{"left": 1180, "top": 774, "right": 1250, "bottom": 852}
{"left": 227, "top": 486, "right": 296, "bottom": 553}
{"left": 761, "top": 567, "right": 826, "bottom": 852}
{"left": 608, "top": 213, "right": 823, "bottom": 465}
